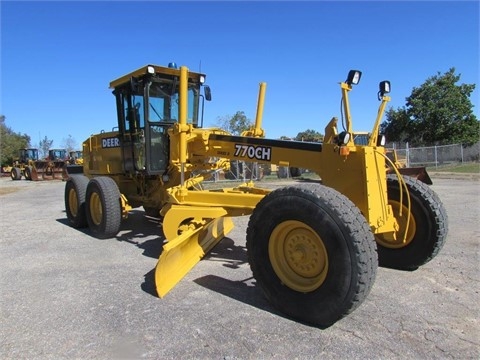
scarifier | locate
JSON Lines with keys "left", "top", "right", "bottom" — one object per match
{"left": 64, "top": 64, "right": 448, "bottom": 327}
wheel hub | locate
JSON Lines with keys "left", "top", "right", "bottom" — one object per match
{"left": 89, "top": 192, "right": 103, "bottom": 226}
{"left": 68, "top": 188, "right": 78, "bottom": 217}
{"left": 284, "top": 229, "right": 326, "bottom": 278}
{"left": 269, "top": 220, "right": 328, "bottom": 292}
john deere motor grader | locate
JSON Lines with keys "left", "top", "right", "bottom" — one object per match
{"left": 64, "top": 64, "right": 448, "bottom": 328}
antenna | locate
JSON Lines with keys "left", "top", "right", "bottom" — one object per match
{"left": 199, "top": 60, "right": 202, "bottom": 73}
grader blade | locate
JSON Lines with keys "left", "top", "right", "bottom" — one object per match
{"left": 155, "top": 216, "right": 234, "bottom": 297}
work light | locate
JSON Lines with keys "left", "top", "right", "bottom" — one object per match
{"left": 346, "top": 70, "right": 362, "bottom": 85}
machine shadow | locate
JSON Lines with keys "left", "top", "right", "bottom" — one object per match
{"left": 115, "top": 210, "right": 166, "bottom": 259}
{"left": 140, "top": 236, "right": 252, "bottom": 298}
{"left": 197, "top": 239, "right": 295, "bottom": 323}
{"left": 57, "top": 209, "right": 166, "bottom": 260}
{"left": 59, "top": 210, "right": 291, "bottom": 323}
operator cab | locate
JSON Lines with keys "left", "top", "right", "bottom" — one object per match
{"left": 49, "top": 149, "right": 67, "bottom": 161}
{"left": 20, "top": 148, "right": 39, "bottom": 162}
{"left": 110, "top": 63, "right": 211, "bottom": 175}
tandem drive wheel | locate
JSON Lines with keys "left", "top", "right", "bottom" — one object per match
{"left": 246, "top": 183, "right": 378, "bottom": 328}
{"left": 64, "top": 174, "right": 89, "bottom": 228}
{"left": 85, "top": 176, "right": 122, "bottom": 239}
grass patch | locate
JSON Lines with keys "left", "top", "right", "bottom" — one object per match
{"left": 428, "top": 162, "right": 480, "bottom": 174}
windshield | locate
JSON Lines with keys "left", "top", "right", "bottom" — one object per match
{"left": 26, "top": 149, "right": 38, "bottom": 160}
{"left": 148, "top": 80, "right": 199, "bottom": 125}
{"left": 50, "top": 150, "right": 66, "bottom": 160}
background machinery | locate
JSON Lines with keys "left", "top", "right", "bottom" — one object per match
{"left": 8, "top": 148, "right": 68, "bottom": 181}
{"left": 64, "top": 64, "right": 448, "bottom": 328}
{"left": 37, "top": 149, "right": 68, "bottom": 180}
{"left": 62, "top": 150, "right": 84, "bottom": 180}
{"left": 6, "top": 148, "right": 39, "bottom": 180}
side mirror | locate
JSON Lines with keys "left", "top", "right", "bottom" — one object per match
{"left": 204, "top": 86, "right": 212, "bottom": 101}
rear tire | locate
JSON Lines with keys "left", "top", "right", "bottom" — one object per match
{"left": 65, "top": 175, "right": 89, "bottom": 228}
{"left": 246, "top": 183, "right": 378, "bottom": 328}
{"left": 85, "top": 177, "right": 122, "bottom": 239}
{"left": 375, "top": 175, "right": 448, "bottom": 270}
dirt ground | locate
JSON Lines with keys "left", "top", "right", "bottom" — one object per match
{"left": 0, "top": 175, "right": 479, "bottom": 359}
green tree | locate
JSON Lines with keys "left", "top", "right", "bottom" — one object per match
{"left": 381, "top": 68, "right": 479, "bottom": 146}
{"left": 295, "top": 129, "right": 324, "bottom": 142}
{"left": 39, "top": 136, "right": 54, "bottom": 158}
{"left": 216, "top": 111, "right": 253, "bottom": 135}
{"left": 381, "top": 108, "right": 412, "bottom": 143}
{"left": 0, "top": 115, "right": 31, "bottom": 167}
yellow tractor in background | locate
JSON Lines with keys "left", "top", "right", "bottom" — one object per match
{"left": 64, "top": 64, "right": 448, "bottom": 328}
{"left": 68, "top": 150, "right": 83, "bottom": 165}
{"left": 7, "top": 148, "right": 39, "bottom": 180}
{"left": 62, "top": 150, "right": 84, "bottom": 180}
{"left": 7, "top": 148, "right": 73, "bottom": 181}
{"left": 29, "top": 149, "right": 68, "bottom": 180}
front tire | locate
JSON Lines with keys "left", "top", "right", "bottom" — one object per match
{"left": 24, "top": 166, "right": 33, "bottom": 180}
{"left": 64, "top": 175, "right": 89, "bottom": 228}
{"left": 246, "top": 183, "right": 378, "bottom": 328}
{"left": 85, "top": 177, "right": 121, "bottom": 239}
{"left": 375, "top": 175, "right": 448, "bottom": 270}
{"left": 11, "top": 167, "right": 21, "bottom": 180}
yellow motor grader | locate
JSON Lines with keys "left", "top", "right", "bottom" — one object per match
{"left": 64, "top": 64, "right": 448, "bottom": 328}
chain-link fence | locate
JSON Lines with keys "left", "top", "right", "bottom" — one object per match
{"left": 388, "top": 142, "right": 480, "bottom": 168}
{"left": 206, "top": 160, "right": 265, "bottom": 182}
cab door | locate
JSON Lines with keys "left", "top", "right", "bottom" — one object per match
{"left": 116, "top": 89, "right": 145, "bottom": 173}
{"left": 144, "top": 80, "right": 173, "bottom": 175}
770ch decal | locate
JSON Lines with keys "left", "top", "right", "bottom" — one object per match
{"left": 234, "top": 144, "right": 271, "bottom": 161}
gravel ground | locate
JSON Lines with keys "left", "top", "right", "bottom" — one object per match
{"left": 0, "top": 175, "right": 479, "bottom": 359}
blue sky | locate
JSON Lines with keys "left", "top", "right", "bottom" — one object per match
{"left": 1, "top": 1, "right": 479, "bottom": 149}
